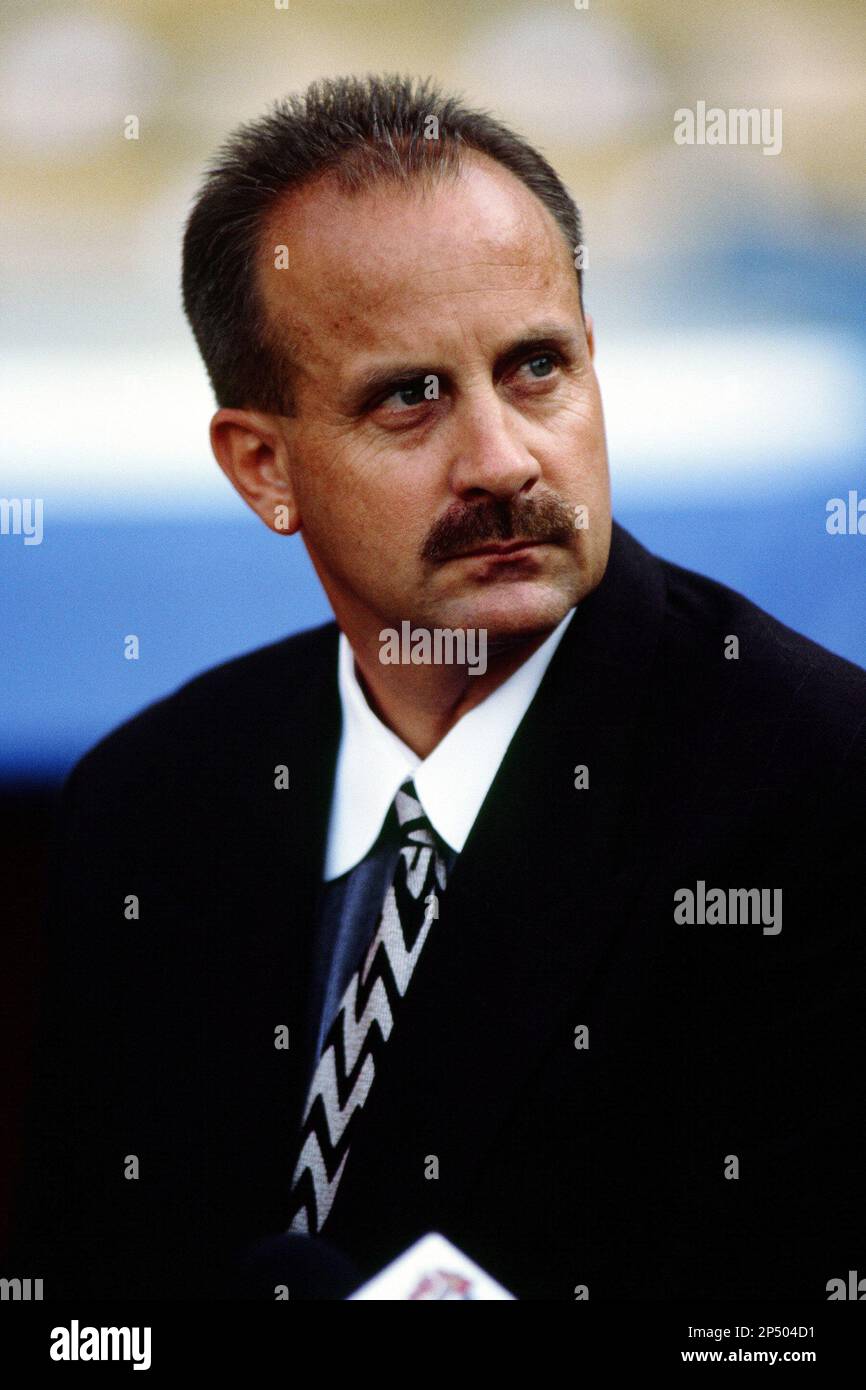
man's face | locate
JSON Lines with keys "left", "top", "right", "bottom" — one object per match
{"left": 257, "top": 152, "right": 612, "bottom": 648}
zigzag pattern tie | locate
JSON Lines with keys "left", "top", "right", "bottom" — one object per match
{"left": 287, "top": 779, "right": 447, "bottom": 1235}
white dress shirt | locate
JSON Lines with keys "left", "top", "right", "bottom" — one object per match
{"left": 324, "top": 607, "right": 576, "bottom": 880}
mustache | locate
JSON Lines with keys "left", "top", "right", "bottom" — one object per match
{"left": 421, "top": 494, "right": 577, "bottom": 563}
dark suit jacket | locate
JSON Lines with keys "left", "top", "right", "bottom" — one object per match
{"left": 8, "top": 522, "right": 866, "bottom": 1299}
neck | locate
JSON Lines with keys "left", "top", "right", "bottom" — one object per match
{"left": 349, "top": 629, "right": 553, "bottom": 758}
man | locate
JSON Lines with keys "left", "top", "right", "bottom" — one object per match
{"left": 9, "top": 75, "right": 865, "bottom": 1301}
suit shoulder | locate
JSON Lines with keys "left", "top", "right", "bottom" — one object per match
{"left": 659, "top": 550, "right": 865, "bottom": 684}
{"left": 655, "top": 551, "right": 866, "bottom": 769}
{"left": 69, "top": 620, "right": 339, "bottom": 789}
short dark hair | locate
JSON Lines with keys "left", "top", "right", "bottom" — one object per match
{"left": 181, "top": 73, "right": 584, "bottom": 415}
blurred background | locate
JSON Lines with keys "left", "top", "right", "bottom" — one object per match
{"left": 1, "top": 0, "right": 864, "bottom": 1239}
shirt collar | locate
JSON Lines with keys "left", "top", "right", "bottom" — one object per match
{"left": 324, "top": 607, "right": 575, "bottom": 879}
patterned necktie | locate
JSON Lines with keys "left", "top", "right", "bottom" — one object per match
{"left": 287, "top": 779, "right": 448, "bottom": 1235}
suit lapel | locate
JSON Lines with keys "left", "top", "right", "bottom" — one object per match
{"left": 324, "top": 525, "right": 669, "bottom": 1268}
{"left": 200, "top": 624, "right": 342, "bottom": 1235}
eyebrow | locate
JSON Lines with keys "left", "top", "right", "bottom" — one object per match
{"left": 341, "top": 320, "right": 583, "bottom": 415}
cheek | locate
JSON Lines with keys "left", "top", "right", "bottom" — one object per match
{"left": 302, "top": 441, "right": 433, "bottom": 560}
{"left": 293, "top": 430, "right": 373, "bottom": 526}
{"left": 364, "top": 484, "right": 438, "bottom": 566}
{"left": 559, "top": 382, "right": 605, "bottom": 435}
{"left": 542, "top": 397, "right": 606, "bottom": 479}
{"left": 347, "top": 444, "right": 442, "bottom": 537}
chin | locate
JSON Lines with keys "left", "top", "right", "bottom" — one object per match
{"left": 435, "top": 580, "right": 577, "bottom": 645}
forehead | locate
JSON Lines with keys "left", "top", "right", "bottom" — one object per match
{"left": 256, "top": 152, "right": 580, "bottom": 382}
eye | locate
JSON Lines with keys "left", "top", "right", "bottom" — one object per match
{"left": 521, "top": 352, "right": 558, "bottom": 380}
{"left": 380, "top": 377, "right": 429, "bottom": 410}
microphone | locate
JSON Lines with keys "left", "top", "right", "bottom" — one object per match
{"left": 349, "top": 1233, "right": 515, "bottom": 1299}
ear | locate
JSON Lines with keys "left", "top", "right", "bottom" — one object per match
{"left": 209, "top": 409, "right": 300, "bottom": 535}
{"left": 584, "top": 312, "right": 595, "bottom": 362}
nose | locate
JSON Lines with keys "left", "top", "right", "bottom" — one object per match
{"left": 448, "top": 392, "right": 542, "bottom": 502}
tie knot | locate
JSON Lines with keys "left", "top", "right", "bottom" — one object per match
{"left": 394, "top": 778, "right": 435, "bottom": 848}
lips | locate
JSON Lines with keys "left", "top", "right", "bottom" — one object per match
{"left": 455, "top": 539, "right": 544, "bottom": 559}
